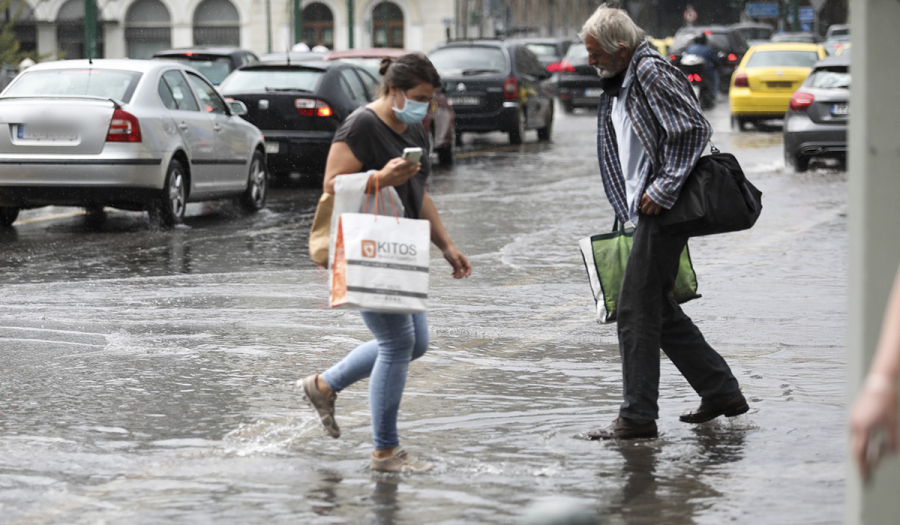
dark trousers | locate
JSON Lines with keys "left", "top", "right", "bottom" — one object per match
{"left": 617, "top": 214, "right": 740, "bottom": 421}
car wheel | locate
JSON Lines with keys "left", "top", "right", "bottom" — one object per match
{"left": 83, "top": 205, "right": 106, "bottom": 228}
{"left": 563, "top": 103, "right": 574, "bottom": 114}
{"left": 241, "top": 151, "right": 268, "bottom": 212}
{"left": 537, "top": 107, "right": 554, "bottom": 141}
{"left": 455, "top": 129, "right": 464, "bottom": 147}
{"left": 508, "top": 108, "right": 526, "bottom": 145}
{"left": 735, "top": 116, "right": 751, "bottom": 131}
{"left": 436, "top": 129, "right": 456, "bottom": 165}
{"left": 0, "top": 207, "right": 19, "bottom": 227}
{"left": 150, "top": 159, "right": 187, "bottom": 228}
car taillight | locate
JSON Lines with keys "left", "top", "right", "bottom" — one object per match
{"left": 727, "top": 53, "right": 738, "bottom": 63}
{"left": 688, "top": 73, "right": 702, "bottom": 83}
{"left": 669, "top": 54, "right": 677, "bottom": 62}
{"left": 546, "top": 62, "right": 560, "bottom": 72}
{"left": 295, "top": 98, "right": 333, "bottom": 117}
{"left": 557, "top": 59, "right": 575, "bottom": 73}
{"left": 733, "top": 73, "right": 749, "bottom": 88}
{"left": 503, "top": 76, "right": 518, "bottom": 100}
{"left": 789, "top": 91, "right": 815, "bottom": 111}
{"left": 106, "top": 109, "right": 141, "bottom": 142}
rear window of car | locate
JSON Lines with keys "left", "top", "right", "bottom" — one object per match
{"left": 157, "top": 56, "right": 233, "bottom": 85}
{"left": 672, "top": 32, "right": 732, "bottom": 53}
{"left": 564, "top": 44, "right": 589, "bottom": 66}
{"left": 4, "top": 69, "right": 142, "bottom": 102}
{"left": 738, "top": 27, "right": 773, "bottom": 41}
{"left": 218, "top": 67, "right": 324, "bottom": 92}
{"left": 806, "top": 68, "right": 850, "bottom": 89}
{"left": 525, "top": 43, "right": 560, "bottom": 59}
{"left": 745, "top": 50, "right": 820, "bottom": 68}
{"left": 429, "top": 46, "right": 508, "bottom": 76}
{"left": 335, "top": 57, "right": 382, "bottom": 78}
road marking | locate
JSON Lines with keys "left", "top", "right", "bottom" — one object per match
{"left": 13, "top": 211, "right": 86, "bottom": 225}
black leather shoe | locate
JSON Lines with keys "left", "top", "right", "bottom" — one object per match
{"left": 679, "top": 393, "right": 749, "bottom": 424}
{"left": 586, "top": 417, "right": 658, "bottom": 440}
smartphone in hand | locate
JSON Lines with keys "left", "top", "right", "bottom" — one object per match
{"left": 401, "top": 147, "right": 423, "bottom": 165}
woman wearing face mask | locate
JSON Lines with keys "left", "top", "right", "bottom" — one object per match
{"left": 299, "top": 53, "right": 472, "bottom": 473}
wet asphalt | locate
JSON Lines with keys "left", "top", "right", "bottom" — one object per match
{"left": 0, "top": 101, "right": 848, "bottom": 524}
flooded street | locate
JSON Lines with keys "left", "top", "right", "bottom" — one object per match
{"left": 0, "top": 102, "right": 847, "bottom": 524}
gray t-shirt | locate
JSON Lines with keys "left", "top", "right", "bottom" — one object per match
{"left": 333, "top": 107, "right": 431, "bottom": 219}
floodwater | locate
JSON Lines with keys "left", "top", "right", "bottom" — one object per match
{"left": 0, "top": 102, "right": 847, "bottom": 524}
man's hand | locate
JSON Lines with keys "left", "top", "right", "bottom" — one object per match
{"left": 640, "top": 193, "right": 663, "bottom": 215}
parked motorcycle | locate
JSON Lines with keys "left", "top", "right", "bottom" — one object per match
{"left": 678, "top": 54, "right": 716, "bottom": 110}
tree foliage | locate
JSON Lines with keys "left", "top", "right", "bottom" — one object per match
{"left": 0, "top": 0, "right": 38, "bottom": 65}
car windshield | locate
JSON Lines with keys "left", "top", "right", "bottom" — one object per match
{"left": 4, "top": 69, "right": 142, "bottom": 102}
{"left": 159, "top": 56, "right": 233, "bottom": 85}
{"left": 525, "top": 44, "right": 559, "bottom": 59}
{"left": 218, "top": 67, "right": 324, "bottom": 92}
{"left": 429, "top": 47, "right": 508, "bottom": 76}
{"left": 564, "top": 44, "right": 589, "bottom": 66}
{"left": 335, "top": 58, "right": 382, "bottom": 78}
{"left": 807, "top": 69, "right": 850, "bottom": 89}
{"left": 745, "top": 50, "right": 820, "bottom": 68}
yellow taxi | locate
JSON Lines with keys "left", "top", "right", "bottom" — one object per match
{"left": 729, "top": 42, "right": 826, "bottom": 130}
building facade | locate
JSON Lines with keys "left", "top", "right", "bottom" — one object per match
{"left": 4, "top": 0, "right": 458, "bottom": 59}
{"left": 3, "top": 0, "right": 847, "bottom": 61}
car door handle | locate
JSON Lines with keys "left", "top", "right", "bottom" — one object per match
{"left": 178, "top": 122, "right": 189, "bottom": 130}
{"left": 213, "top": 124, "right": 222, "bottom": 132}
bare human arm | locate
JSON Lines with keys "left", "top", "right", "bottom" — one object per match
{"left": 419, "top": 190, "right": 471, "bottom": 279}
{"left": 322, "top": 141, "right": 420, "bottom": 195}
{"left": 850, "top": 262, "right": 900, "bottom": 482}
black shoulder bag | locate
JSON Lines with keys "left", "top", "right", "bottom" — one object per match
{"left": 659, "top": 144, "right": 763, "bottom": 237}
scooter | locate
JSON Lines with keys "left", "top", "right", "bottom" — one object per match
{"left": 679, "top": 54, "right": 716, "bottom": 110}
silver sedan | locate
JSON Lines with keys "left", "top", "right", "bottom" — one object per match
{"left": 0, "top": 59, "right": 268, "bottom": 227}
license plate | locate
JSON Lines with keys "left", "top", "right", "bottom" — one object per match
{"left": 17, "top": 124, "right": 77, "bottom": 141}
{"left": 265, "top": 141, "right": 280, "bottom": 154}
{"left": 831, "top": 103, "right": 849, "bottom": 115}
{"left": 766, "top": 81, "right": 793, "bottom": 89}
{"left": 584, "top": 88, "right": 605, "bottom": 97}
{"left": 447, "top": 96, "right": 481, "bottom": 106}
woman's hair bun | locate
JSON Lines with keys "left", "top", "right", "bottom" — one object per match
{"left": 379, "top": 57, "right": 393, "bottom": 76}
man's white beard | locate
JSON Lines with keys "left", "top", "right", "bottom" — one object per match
{"left": 595, "top": 67, "right": 618, "bottom": 79}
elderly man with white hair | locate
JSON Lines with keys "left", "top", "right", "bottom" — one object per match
{"left": 581, "top": 5, "right": 749, "bottom": 439}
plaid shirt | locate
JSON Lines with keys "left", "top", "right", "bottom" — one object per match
{"left": 596, "top": 41, "right": 711, "bottom": 222}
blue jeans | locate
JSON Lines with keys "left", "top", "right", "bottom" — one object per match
{"left": 321, "top": 311, "right": 429, "bottom": 450}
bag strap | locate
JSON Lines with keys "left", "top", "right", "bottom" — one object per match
{"left": 365, "top": 173, "right": 401, "bottom": 223}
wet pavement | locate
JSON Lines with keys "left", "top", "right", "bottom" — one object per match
{"left": 0, "top": 101, "right": 847, "bottom": 524}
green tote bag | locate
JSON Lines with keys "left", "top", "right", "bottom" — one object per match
{"left": 579, "top": 221, "right": 700, "bottom": 324}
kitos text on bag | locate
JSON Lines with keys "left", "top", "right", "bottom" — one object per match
{"left": 361, "top": 239, "right": 418, "bottom": 259}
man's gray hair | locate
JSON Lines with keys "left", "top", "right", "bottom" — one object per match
{"left": 579, "top": 4, "right": 645, "bottom": 54}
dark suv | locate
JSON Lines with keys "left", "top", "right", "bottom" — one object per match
{"left": 428, "top": 40, "right": 554, "bottom": 145}
{"left": 669, "top": 26, "right": 749, "bottom": 93}
{"left": 152, "top": 47, "right": 259, "bottom": 85}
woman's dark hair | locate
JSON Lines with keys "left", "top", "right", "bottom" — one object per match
{"left": 378, "top": 53, "right": 442, "bottom": 96}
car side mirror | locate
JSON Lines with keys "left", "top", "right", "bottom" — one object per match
{"left": 229, "top": 100, "right": 248, "bottom": 116}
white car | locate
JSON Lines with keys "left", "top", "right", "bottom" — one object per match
{"left": 0, "top": 59, "right": 268, "bottom": 227}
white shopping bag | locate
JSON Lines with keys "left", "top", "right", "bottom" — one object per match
{"left": 329, "top": 171, "right": 404, "bottom": 269}
{"left": 331, "top": 212, "right": 430, "bottom": 313}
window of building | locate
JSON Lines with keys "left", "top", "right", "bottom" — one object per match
{"left": 302, "top": 3, "right": 334, "bottom": 50}
{"left": 126, "top": 0, "right": 172, "bottom": 59}
{"left": 372, "top": 2, "right": 403, "bottom": 49}
{"left": 193, "top": 0, "right": 239, "bottom": 47}
{"left": 2, "top": 1, "right": 36, "bottom": 55}
{"left": 57, "top": 0, "right": 105, "bottom": 59}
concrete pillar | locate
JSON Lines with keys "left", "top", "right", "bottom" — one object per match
{"left": 36, "top": 24, "right": 57, "bottom": 59}
{"left": 105, "top": 24, "right": 126, "bottom": 59}
{"left": 846, "top": 0, "right": 900, "bottom": 523}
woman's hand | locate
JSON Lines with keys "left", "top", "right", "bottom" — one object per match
{"left": 850, "top": 375, "right": 899, "bottom": 482}
{"left": 377, "top": 157, "right": 420, "bottom": 188}
{"left": 442, "top": 244, "right": 472, "bottom": 279}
